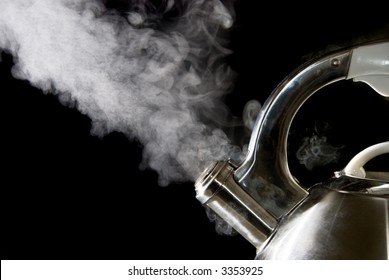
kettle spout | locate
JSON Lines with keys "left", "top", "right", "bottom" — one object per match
{"left": 195, "top": 161, "right": 278, "bottom": 251}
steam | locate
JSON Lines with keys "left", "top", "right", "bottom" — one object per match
{"left": 242, "top": 99, "right": 261, "bottom": 130}
{"left": 296, "top": 134, "right": 342, "bottom": 170}
{"left": 205, "top": 207, "right": 236, "bottom": 236}
{"left": 0, "top": 0, "right": 240, "bottom": 186}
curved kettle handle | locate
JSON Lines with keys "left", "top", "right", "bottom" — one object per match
{"left": 234, "top": 41, "right": 389, "bottom": 218}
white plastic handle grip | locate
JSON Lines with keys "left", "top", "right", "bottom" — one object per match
{"left": 344, "top": 141, "right": 389, "bottom": 177}
{"left": 347, "top": 41, "right": 389, "bottom": 97}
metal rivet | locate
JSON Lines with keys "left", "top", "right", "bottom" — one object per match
{"left": 331, "top": 58, "right": 340, "bottom": 67}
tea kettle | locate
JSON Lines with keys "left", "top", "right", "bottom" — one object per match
{"left": 195, "top": 40, "right": 389, "bottom": 259}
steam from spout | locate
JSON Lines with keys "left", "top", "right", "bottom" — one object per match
{"left": 205, "top": 207, "right": 237, "bottom": 236}
{"left": 0, "top": 0, "right": 240, "bottom": 185}
{"left": 243, "top": 99, "right": 261, "bottom": 130}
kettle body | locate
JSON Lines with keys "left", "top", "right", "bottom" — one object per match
{"left": 195, "top": 40, "right": 389, "bottom": 260}
{"left": 256, "top": 179, "right": 389, "bottom": 260}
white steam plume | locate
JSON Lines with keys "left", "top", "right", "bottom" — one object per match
{"left": 0, "top": 0, "right": 240, "bottom": 186}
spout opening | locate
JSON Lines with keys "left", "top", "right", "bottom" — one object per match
{"left": 195, "top": 161, "right": 219, "bottom": 191}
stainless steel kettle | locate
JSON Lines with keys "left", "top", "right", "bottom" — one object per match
{"left": 195, "top": 40, "right": 389, "bottom": 260}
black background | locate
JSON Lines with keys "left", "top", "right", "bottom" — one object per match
{"left": 1, "top": 1, "right": 389, "bottom": 260}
